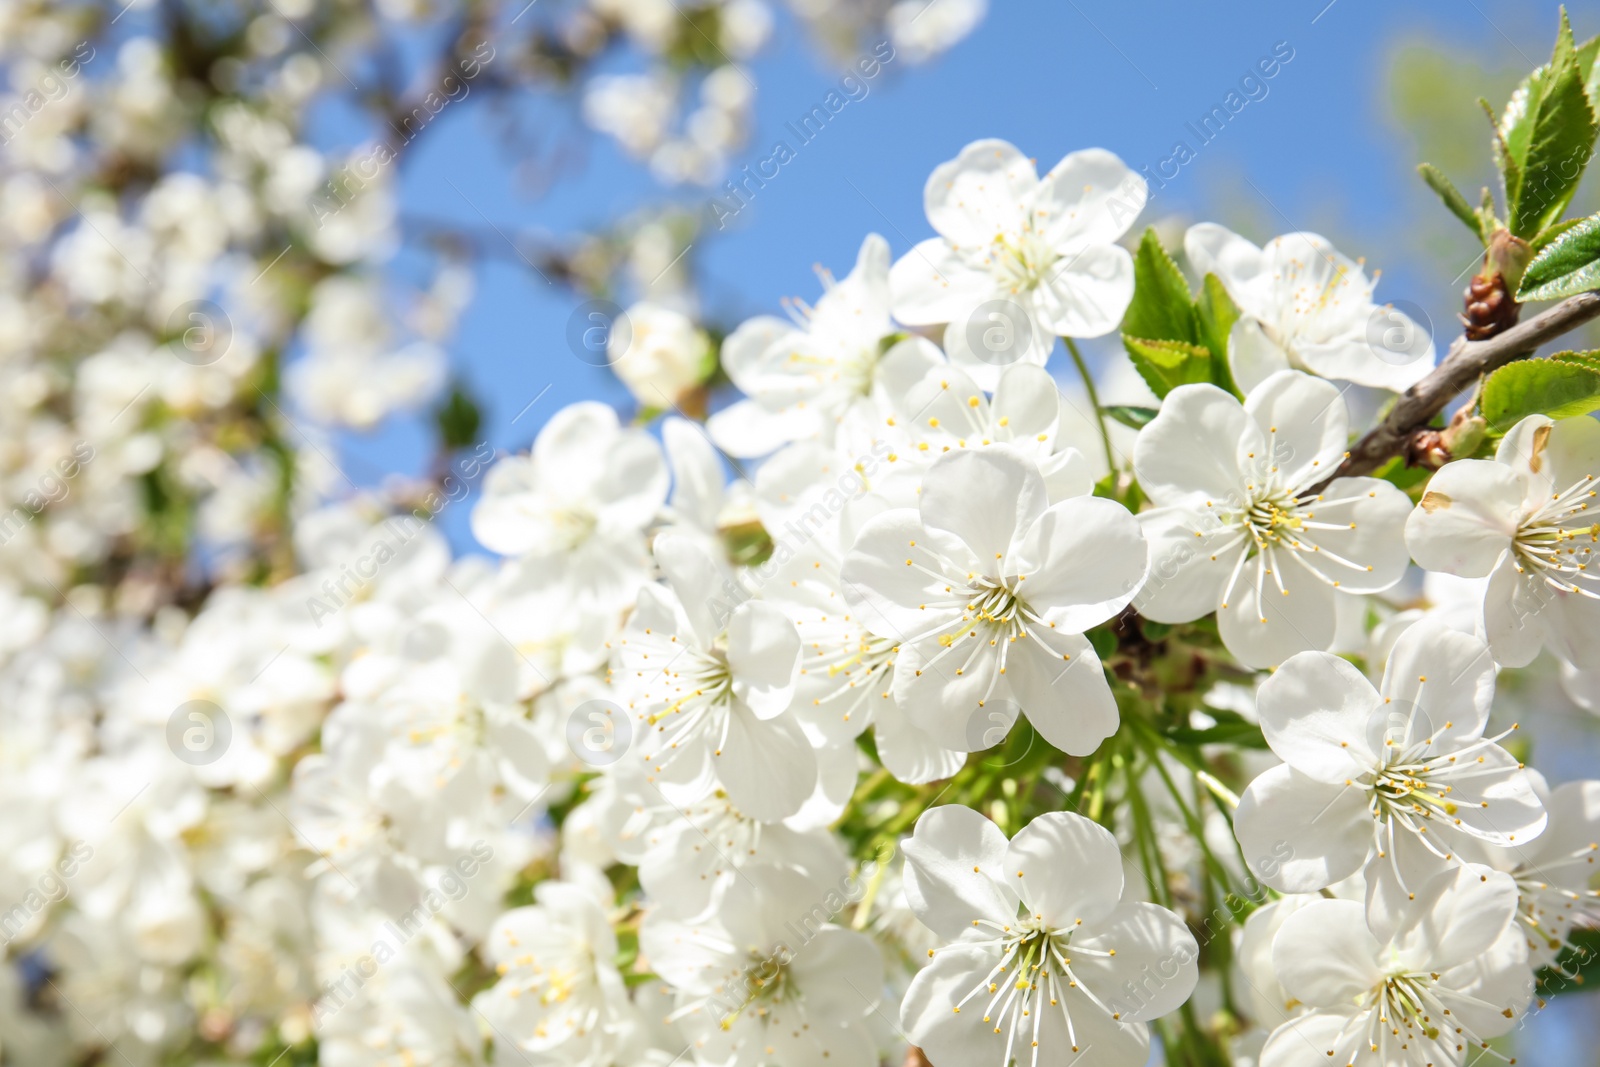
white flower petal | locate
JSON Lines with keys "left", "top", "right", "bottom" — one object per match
{"left": 1005, "top": 811, "right": 1124, "bottom": 927}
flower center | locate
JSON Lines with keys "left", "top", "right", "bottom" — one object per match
{"left": 947, "top": 912, "right": 1117, "bottom": 1066}
{"left": 552, "top": 506, "right": 598, "bottom": 551}
{"left": 990, "top": 229, "right": 1058, "bottom": 293}
{"left": 811, "top": 632, "right": 897, "bottom": 725}
{"left": 1511, "top": 473, "right": 1598, "bottom": 601}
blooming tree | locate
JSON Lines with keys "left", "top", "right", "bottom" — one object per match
{"left": 8, "top": 6, "right": 1600, "bottom": 1067}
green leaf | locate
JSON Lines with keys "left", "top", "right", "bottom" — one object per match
{"left": 1530, "top": 213, "right": 1590, "bottom": 254}
{"left": 433, "top": 379, "right": 483, "bottom": 452}
{"left": 1123, "top": 337, "right": 1214, "bottom": 398}
{"left": 1163, "top": 709, "right": 1269, "bottom": 750}
{"left": 1537, "top": 928, "right": 1600, "bottom": 997}
{"left": 1101, "top": 405, "right": 1159, "bottom": 430}
{"left": 1195, "top": 273, "right": 1241, "bottom": 395}
{"left": 1478, "top": 184, "right": 1500, "bottom": 236}
{"left": 1504, "top": 10, "right": 1599, "bottom": 238}
{"left": 1119, "top": 230, "right": 1240, "bottom": 398}
{"left": 1481, "top": 354, "right": 1600, "bottom": 430}
{"left": 1518, "top": 211, "right": 1600, "bottom": 300}
{"left": 1121, "top": 228, "right": 1199, "bottom": 345}
{"left": 1418, "top": 163, "right": 1488, "bottom": 241}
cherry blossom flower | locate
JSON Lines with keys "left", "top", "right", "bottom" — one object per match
{"left": 1185, "top": 223, "right": 1434, "bottom": 394}
{"left": 473, "top": 881, "right": 640, "bottom": 1064}
{"left": 1258, "top": 864, "right": 1532, "bottom": 1067}
{"left": 841, "top": 446, "right": 1147, "bottom": 756}
{"left": 611, "top": 533, "right": 817, "bottom": 821}
{"left": 1405, "top": 412, "right": 1600, "bottom": 669}
{"left": 889, "top": 139, "right": 1146, "bottom": 387}
{"left": 1235, "top": 621, "right": 1546, "bottom": 895}
{"left": 1132, "top": 371, "right": 1412, "bottom": 668}
{"left": 471, "top": 401, "right": 668, "bottom": 612}
{"left": 641, "top": 863, "right": 883, "bottom": 1067}
{"left": 899, "top": 807, "right": 1197, "bottom": 1067}
{"left": 708, "top": 234, "right": 939, "bottom": 457}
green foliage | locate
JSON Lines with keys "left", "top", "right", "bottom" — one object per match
{"left": 1418, "top": 162, "right": 1489, "bottom": 242}
{"left": 1102, "top": 404, "right": 1159, "bottom": 430}
{"left": 1160, "top": 708, "right": 1269, "bottom": 750}
{"left": 1537, "top": 928, "right": 1600, "bottom": 997}
{"left": 1120, "top": 229, "right": 1241, "bottom": 398}
{"left": 433, "top": 378, "right": 484, "bottom": 451}
{"left": 1481, "top": 350, "right": 1600, "bottom": 429}
{"left": 1497, "top": 10, "right": 1600, "bottom": 239}
{"left": 1518, "top": 210, "right": 1600, "bottom": 299}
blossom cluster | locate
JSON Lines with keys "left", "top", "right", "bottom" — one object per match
{"left": 8, "top": 125, "right": 1597, "bottom": 1067}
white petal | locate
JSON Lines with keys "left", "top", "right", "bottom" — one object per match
{"left": 727, "top": 600, "right": 801, "bottom": 719}
{"left": 1296, "top": 335, "right": 1432, "bottom": 392}
{"left": 1005, "top": 811, "right": 1124, "bottom": 927}
{"left": 1133, "top": 506, "right": 1236, "bottom": 624}
{"left": 1390, "top": 864, "right": 1520, "bottom": 973}
{"left": 1073, "top": 901, "right": 1199, "bottom": 1022}
{"left": 1004, "top": 630, "right": 1119, "bottom": 757}
{"left": 1405, "top": 459, "right": 1522, "bottom": 577}
{"left": 1259, "top": 1011, "right": 1368, "bottom": 1067}
{"left": 1286, "top": 476, "right": 1413, "bottom": 594}
{"left": 1241, "top": 371, "right": 1348, "bottom": 490}
{"left": 1225, "top": 316, "right": 1292, "bottom": 394}
{"left": 1377, "top": 620, "right": 1495, "bottom": 738}
{"left": 1184, "top": 223, "right": 1269, "bottom": 320}
{"left": 839, "top": 511, "right": 951, "bottom": 639}
{"left": 707, "top": 397, "right": 819, "bottom": 458}
{"left": 715, "top": 710, "right": 816, "bottom": 822}
{"left": 1035, "top": 148, "right": 1146, "bottom": 250}
{"left": 872, "top": 696, "right": 966, "bottom": 784}
{"left": 653, "top": 532, "right": 728, "bottom": 648}
{"left": 923, "top": 138, "right": 1036, "bottom": 248}
{"left": 901, "top": 804, "right": 1015, "bottom": 938}
{"left": 1216, "top": 551, "right": 1338, "bottom": 669}
{"left": 1483, "top": 553, "right": 1545, "bottom": 668}
{"left": 1235, "top": 764, "right": 1371, "bottom": 892}
{"left": 1133, "top": 383, "right": 1254, "bottom": 505}
{"left": 1014, "top": 496, "right": 1148, "bottom": 631}
{"left": 1034, "top": 242, "right": 1135, "bottom": 339}
{"left": 888, "top": 238, "right": 995, "bottom": 326}
{"left": 788, "top": 926, "right": 883, "bottom": 1018}
{"left": 919, "top": 447, "right": 1047, "bottom": 567}
{"left": 1270, "top": 899, "right": 1381, "bottom": 1007}
{"left": 1254, "top": 650, "right": 1378, "bottom": 782}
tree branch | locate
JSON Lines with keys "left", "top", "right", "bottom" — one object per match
{"left": 1322, "top": 289, "right": 1600, "bottom": 486}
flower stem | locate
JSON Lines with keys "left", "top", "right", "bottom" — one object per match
{"left": 1064, "top": 336, "right": 1117, "bottom": 475}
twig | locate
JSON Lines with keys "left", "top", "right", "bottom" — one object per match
{"left": 1319, "top": 289, "right": 1600, "bottom": 487}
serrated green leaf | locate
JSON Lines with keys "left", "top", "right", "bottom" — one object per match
{"left": 1484, "top": 97, "right": 1522, "bottom": 210}
{"left": 1124, "top": 337, "right": 1213, "bottom": 398}
{"left": 1419, "top": 163, "right": 1488, "bottom": 241}
{"left": 1531, "top": 213, "right": 1589, "bottom": 253}
{"left": 1101, "top": 405, "right": 1159, "bottom": 430}
{"left": 1482, "top": 356, "right": 1600, "bottom": 429}
{"left": 1196, "top": 273, "right": 1241, "bottom": 395}
{"left": 1517, "top": 211, "right": 1600, "bottom": 300}
{"left": 1121, "top": 228, "right": 1199, "bottom": 345}
{"left": 1506, "top": 10, "right": 1599, "bottom": 237}
{"left": 1552, "top": 348, "right": 1600, "bottom": 372}
{"left": 1119, "top": 231, "right": 1242, "bottom": 399}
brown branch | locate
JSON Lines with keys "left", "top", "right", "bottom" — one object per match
{"left": 1320, "top": 289, "right": 1600, "bottom": 487}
